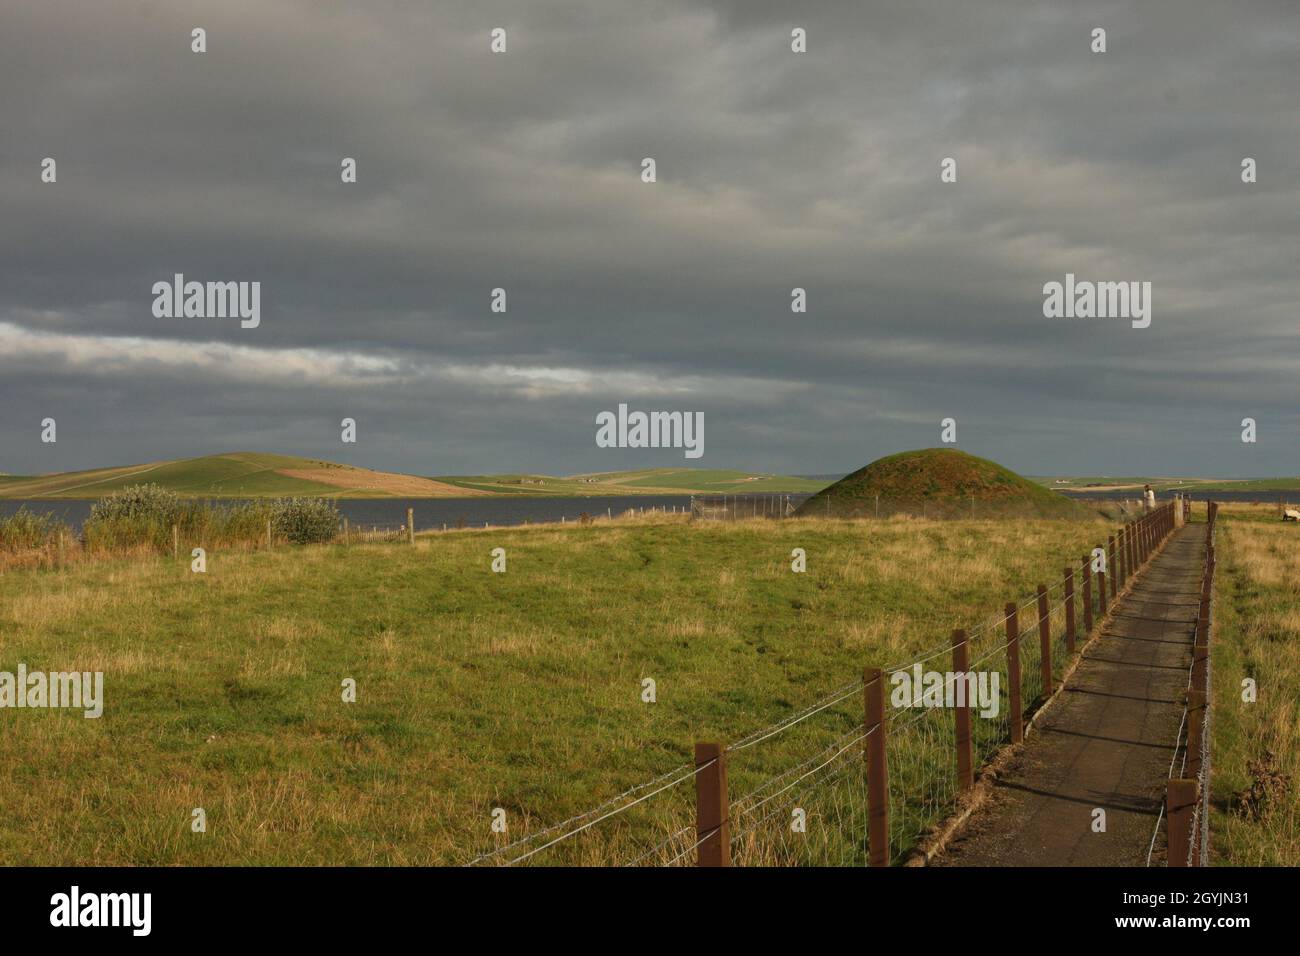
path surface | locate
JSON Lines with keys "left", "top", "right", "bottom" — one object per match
{"left": 934, "top": 523, "right": 1203, "bottom": 866}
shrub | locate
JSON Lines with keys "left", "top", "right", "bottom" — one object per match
{"left": 80, "top": 487, "right": 338, "bottom": 552}
{"left": 272, "top": 498, "right": 339, "bottom": 544}
{"left": 83, "top": 483, "right": 182, "bottom": 552}
{"left": 88, "top": 483, "right": 181, "bottom": 526}
{"left": 0, "top": 507, "right": 66, "bottom": 552}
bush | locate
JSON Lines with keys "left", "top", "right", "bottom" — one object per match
{"left": 83, "top": 483, "right": 182, "bottom": 552}
{"left": 0, "top": 507, "right": 66, "bottom": 552}
{"left": 80, "top": 486, "right": 338, "bottom": 552}
{"left": 272, "top": 498, "right": 339, "bottom": 544}
{"left": 88, "top": 483, "right": 181, "bottom": 526}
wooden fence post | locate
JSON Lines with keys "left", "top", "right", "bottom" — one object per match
{"left": 1063, "top": 567, "right": 1076, "bottom": 653}
{"left": 1081, "top": 557, "right": 1093, "bottom": 635}
{"left": 266, "top": 518, "right": 272, "bottom": 550}
{"left": 1107, "top": 535, "right": 1117, "bottom": 601}
{"left": 343, "top": 516, "right": 349, "bottom": 544}
{"left": 1167, "top": 779, "right": 1196, "bottom": 867}
{"left": 1095, "top": 545, "right": 1108, "bottom": 616}
{"left": 172, "top": 524, "right": 179, "bottom": 559}
{"left": 407, "top": 507, "right": 415, "bottom": 545}
{"left": 1037, "top": 585, "right": 1053, "bottom": 697}
{"left": 694, "top": 742, "right": 729, "bottom": 867}
{"left": 865, "top": 667, "right": 889, "bottom": 866}
{"left": 1005, "top": 603, "right": 1023, "bottom": 743}
{"left": 1127, "top": 521, "right": 1136, "bottom": 579}
{"left": 1117, "top": 526, "right": 1127, "bottom": 586}
{"left": 951, "top": 630, "right": 973, "bottom": 791}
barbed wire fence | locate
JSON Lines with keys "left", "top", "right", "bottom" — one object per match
{"left": 1147, "top": 498, "right": 1215, "bottom": 867}
{"left": 464, "top": 501, "right": 1183, "bottom": 867}
{"left": 689, "top": 494, "right": 1141, "bottom": 523}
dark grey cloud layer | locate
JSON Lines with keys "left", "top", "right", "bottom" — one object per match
{"left": 3, "top": 0, "right": 1297, "bottom": 477}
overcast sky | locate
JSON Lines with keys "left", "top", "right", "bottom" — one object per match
{"left": 3, "top": 0, "right": 1297, "bottom": 479}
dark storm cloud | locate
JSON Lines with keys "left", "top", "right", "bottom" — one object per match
{"left": 2, "top": 0, "right": 1297, "bottom": 477}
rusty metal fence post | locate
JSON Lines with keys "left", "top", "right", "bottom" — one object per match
{"left": 694, "top": 742, "right": 729, "bottom": 866}
{"left": 1063, "top": 567, "right": 1076, "bottom": 653}
{"left": 1187, "top": 689, "right": 1206, "bottom": 780}
{"left": 1082, "top": 557, "right": 1093, "bottom": 634}
{"left": 1005, "top": 603, "right": 1023, "bottom": 743}
{"left": 1108, "top": 535, "right": 1117, "bottom": 601}
{"left": 1118, "top": 526, "right": 1128, "bottom": 587}
{"left": 1095, "top": 544, "right": 1108, "bottom": 616}
{"left": 1036, "top": 584, "right": 1053, "bottom": 697}
{"left": 951, "top": 630, "right": 973, "bottom": 791}
{"left": 1123, "top": 521, "right": 1131, "bottom": 579}
{"left": 865, "top": 667, "right": 889, "bottom": 866}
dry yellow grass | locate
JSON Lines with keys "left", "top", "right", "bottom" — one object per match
{"left": 1212, "top": 508, "right": 1300, "bottom": 864}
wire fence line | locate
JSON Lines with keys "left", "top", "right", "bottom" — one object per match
{"left": 465, "top": 500, "right": 1184, "bottom": 867}
{"left": 689, "top": 494, "right": 1137, "bottom": 523}
{"left": 1147, "top": 498, "right": 1215, "bottom": 867}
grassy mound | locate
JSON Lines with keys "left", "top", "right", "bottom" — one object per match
{"left": 0, "top": 452, "right": 478, "bottom": 499}
{"left": 798, "top": 448, "right": 1076, "bottom": 517}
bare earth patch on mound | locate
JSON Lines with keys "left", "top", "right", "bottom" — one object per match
{"left": 276, "top": 468, "right": 486, "bottom": 497}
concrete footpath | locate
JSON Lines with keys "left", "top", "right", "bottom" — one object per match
{"left": 933, "top": 523, "right": 1203, "bottom": 866}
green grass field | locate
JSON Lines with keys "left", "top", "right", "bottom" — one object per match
{"left": 1211, "top": 504, "right": 1300, "bottom": 865}
{"left": 434, "top": 468, "right": 829, "bottom": 496}
{"left": 0, "top": 512, "right": 1113, "bottom": 866}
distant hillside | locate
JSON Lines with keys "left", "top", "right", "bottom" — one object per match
{"left": 797, "top": 448, "right": 1075, "bottom": 515}
{"left": 434, "top": 468, "right": 830, "bottom": 496}
{"left": 0, "top": 453, "right": 483, "bottom": 499}
{"left": 0, "top": 456, "right": 832, "bottom": 499}
{"left": 1032, "top": 475, "right": 1300, "bottom": 493}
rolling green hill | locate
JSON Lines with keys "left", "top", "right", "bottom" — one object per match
{"left": 0, "top": 455, "right": 830, "bottom": 499}
{"left": 0, "top": 453, "right": 478, "bottom": 499}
